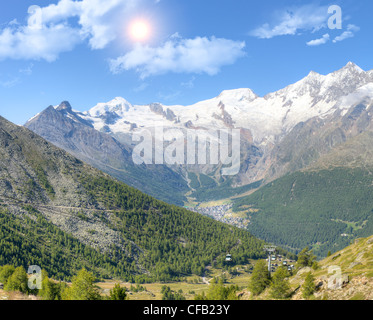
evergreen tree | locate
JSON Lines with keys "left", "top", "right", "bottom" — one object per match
{"left": 270, "top": 267, "right": 290, "bottom": 300}
{"left": 63, "top": 269, "right": 101, "bottom": 300}
{"left": 4, "top": 266, "right": 29, "bottom": 294}
{"left": 249, "top": 260, "right": 270, "bottom": 296}
{"left": 194, "top": 278, "right": 239, "bottom": 300}
{"left": 297, "top": 247, "right": 317, "bottom": 268}
{"left": 302, "top": 272, "right": 316, "bottom": 299}
{"left": 161, "top": 286, "right": 185, "bottom": 300}
{"left": 109, "top": 283, "right": 127, "bottom": 300}
{"left": 39, "top": 270, "right": 61, "bottom": 300}
{"left": 0, "top": 265, "right": 15, "bottom": 285}
{"left": 207, "top": 278, "right": 238, "bottom": 300}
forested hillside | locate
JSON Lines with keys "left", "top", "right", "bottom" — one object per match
{"left": 234, "top": 168, "right": 373, "bottom": 257}
{"left": 0, "top": 116, "right": 272, "bottom": 282}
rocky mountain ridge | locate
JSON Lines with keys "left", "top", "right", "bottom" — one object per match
{"left": 25, "top": 62, "right": 373, "bottom": 202}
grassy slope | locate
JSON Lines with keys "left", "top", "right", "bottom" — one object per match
{"left": 240, "top": 235, "right": 373, "bottom": 300}
{"left": 291, "top": 235, "right": 373, "bottom": 300}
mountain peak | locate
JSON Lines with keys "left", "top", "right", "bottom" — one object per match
{"left": 217, "top": 88, "right": 258, "bottom": 102}
{"left": 341, "top": 61, "right": 364, "bottom": 73}
{"left": 56, "top": 101, "right": 73, "bottom": 112}
{"left": 110, "top": 97, "right": 131, "bottom": 105}
{"left": 302, "top": 70, "right": 324, "bottom": 83}
{"left": 307, "top": 70, "right": 322, "bottom": 77}
{"left": 88, "top": 97, "right": 133, "bottom": 118}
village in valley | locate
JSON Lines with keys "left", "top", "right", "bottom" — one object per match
{"left": 188, "top": 203, "right": 248, "bottom": 230}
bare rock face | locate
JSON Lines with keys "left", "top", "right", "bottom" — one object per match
{"left": 149, "top": 103, "right": 165, "bottom": 116}
{"left": 149, "top": 103, "right": 178, "bottom": 122}
{"left": 56, "top": 101, "right": 73, "bottom": 112}
{"left": 213, "top": 102, "right": 235, "bottom": 128}
{"left": 166, "top": 108, "right": 177, "bottom": 122}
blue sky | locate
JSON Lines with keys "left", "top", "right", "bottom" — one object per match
{"left": 0, "top": 0, "right": 372, "bottom": 125}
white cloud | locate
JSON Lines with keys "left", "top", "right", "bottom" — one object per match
{"left": 0, "top": 24, "right": 81, "bottom": 62}
{"left": 306, "top": 33, "right": 330, "bottom": 46}
{"left": 251, "top": 4, "right": 329, "bottom": 39}
{"left": 36, "top": 0, "right": 144, "bottom": 49}
{"left": 157, "top": 90, "right": 181, "bottom": 102}
{"left": 0, "top": 77, "right": 20, "bottom": 88}
{"left": 133, "top": 82, "right": 149, "bottom": 92}
{"left": 19, "top": 63, "right": 34, "bottom": 75}
{"left": 251, "top": 4, "right": 360, "bottom": 47}
{"left": 181, "top": 76, "right": 196, "bottom": 89}
{"left": 333, "top": 24, "right": 360, "bottom": 43}
{"left": 0, "top": 0, "right": 148, "bottom": 61}
{"left": 109, "top": 36, "right": 246, "bottom": 78}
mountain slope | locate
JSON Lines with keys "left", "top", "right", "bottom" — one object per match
{"left": 25, "top": 102, "right": 188, "bottom": 205}
{"left": 233, "top": 166, "right": 373, "bottom": 257}
{"left": 233, "top": 101, "right": 373, "bottom": 258}
{"left": 0, "top": 115, "right": 269, "bottom": 281}
{"left": 307, "top": 235, "right": 373, "bottom": 300}
{"left": 309, "top": 130, "right": 373, "bottom": 170}
{"left": 288, "top": 235, "right": 373, "bottom": 300}
{"left": 242, "top": 235, "right": 373, "bottom": 300}
{"left": 262, "top": 86, "right": 373, "bottom": 182}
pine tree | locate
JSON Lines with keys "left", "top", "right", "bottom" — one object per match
{"left": 63, "top": 269, "right": 101, "bottom": 300}
{"left": 0, "top": 265, "right": 15, "bottom": 285}
{"left": 39, "top": 270, "right": 61, "bottom": 300}
{"left": 4, "top": 266, "right": 29, "bottom": 294}
{"left": 297, "top": 247, "right": 316, "bottom": 268}
{"left": 194, "top": 278, "right": 238, "bottom": 300}
{"left": 270, "top": 267, "right": 290, "bottom": 300}
{"left": 249, "top": 260, "right": 271, "bottom": 296}
{"left": 161, "top": 285, "right": 185, "bottom": 300}
{"left": 302, "top": 272, "right": 316, "bottom": 299}
{"left": 109, "top": 283, "right": 127, "bottom": 300}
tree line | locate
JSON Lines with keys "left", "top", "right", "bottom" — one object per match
{"left": 0, "top": 264, "right": 126, "bottom": 300}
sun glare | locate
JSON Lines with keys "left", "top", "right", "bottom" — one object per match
{"left": 129, "top": 20, "right": 151, "bottom": 42}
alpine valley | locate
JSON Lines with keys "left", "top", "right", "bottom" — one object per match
{"left": 24, "top": 62, "right": 373, "bottom": 257}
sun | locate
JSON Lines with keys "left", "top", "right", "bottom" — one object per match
{"left": 129, "top": 19, "right": 151, "bottom": 42}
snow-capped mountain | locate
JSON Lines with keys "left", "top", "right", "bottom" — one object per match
{"left": 25, "top": 62, "right": 373, "bottom": 203}
{"left": 80, "top": 62, "right": 373, "bottom": 146}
